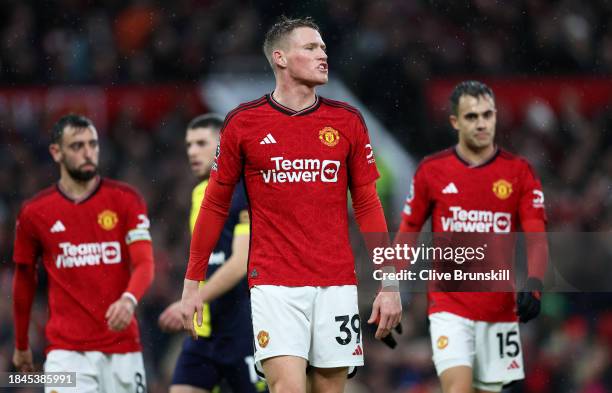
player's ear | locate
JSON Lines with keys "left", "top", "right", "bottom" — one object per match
{"left": 272, "top": 49, "right": 287, "bottom": 69}
{"left": 49, "top": 143, "right": 62, "bottom": 163}
{"left": 449, "top": 115, "right": 459, "bottom": 131}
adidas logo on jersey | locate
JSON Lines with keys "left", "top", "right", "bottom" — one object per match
{"left": 260, "top": 133, "right": 277, "bottom": 144}
{"left": 50, "top": 220, "right": 66, "bottom": 233}
{"left": 352, "top": 345, "right": 363, "bottom": 356}
{"left": 442, "top": 182, "right": 458, "bottom": 194}
{"left": 507, "top": 360, "right": 520, "bottom": 370}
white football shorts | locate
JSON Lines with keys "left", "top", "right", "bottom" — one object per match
{"left": 250, "top": 285, "right": 364, "bottom": 376}
{"left": 44, "top": 350, "right": 146, "bottom": 393}
{"left": 429, "top": 312, "right": 524, "bottom": 392}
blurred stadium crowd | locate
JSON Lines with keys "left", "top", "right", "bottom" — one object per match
{"left": 1, "top": 1, "right": 611, "bottom": 392}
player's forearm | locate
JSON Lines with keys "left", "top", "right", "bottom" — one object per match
{"left": 12, "top": 264, "right": 37, "bottom": 350}
{"left": 351, "top": 182, "right": 402, "bottom": 288}
{"left": 351, "top": 182, "right": 388, "bottom": 233}
{"left": 200, "top": 258, "right": 247, "bottom": 303}
{"left": 186, "top": 178, "right": 234, "bottom": 281}
{"left": 125, "top": 241, "right": 155, "bottom": 302}
{"left": 350, "top": 182, "right": 389, "bottom": 253}
{"left": 200, "top": 234, "right": 249, "bottom": 302}
{"left": 522, "top": 219, "right": 548, "bottom": 280}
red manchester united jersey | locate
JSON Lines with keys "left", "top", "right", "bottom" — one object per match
{"left": 212, "top": 94, "right": 379, "bottom": 287}
{"left": 13, "top": 178, "right": 152, "bottom": 353}
{"left": 400, "top": 147, "right": 546, "bottom": 322}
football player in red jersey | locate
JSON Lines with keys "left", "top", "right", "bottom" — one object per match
{"left": 12, "top": 114, "right": 154, "bottom": 393}
{"left": 180, "top": 16, "right": 402, "bottom": 393}
{"left": 396, "top": 81, "right": 548, "bottom": 393}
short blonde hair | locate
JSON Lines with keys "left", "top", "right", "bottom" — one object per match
{"left": 262, "top": 15, "right": 320, "bottom": 67}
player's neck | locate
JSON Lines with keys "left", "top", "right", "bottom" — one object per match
{"left": 455, "top": 143, "right": 497, "bottom": 166}
{"left": 272, "top": 84, "right": 317, "bottom": 112}
{"left": 58, "top": 174, "right": 100, "bottom": 202}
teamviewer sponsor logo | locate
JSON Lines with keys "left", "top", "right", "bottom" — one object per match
{"left": 321, "top": 160, "right": 339, "bottom": 182}
{"left": 261, "top": 156, "right": 340, "bottom": 184}
{"left": 55, "top": 241, "right": 122, "bottom": 268}
{"left": 441, "top": 206, "right": 511, "bottom": 233}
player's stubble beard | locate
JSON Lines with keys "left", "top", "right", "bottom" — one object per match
{"left": 65, "top": 159, "right": 98, "bottom": 182}
{"left": 465, "top": 128, "right": 494, "bottom": 153}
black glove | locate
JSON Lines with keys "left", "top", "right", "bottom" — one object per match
{"left": 516, "top": 277, "right": 543, "bottom": 323}
{"left": 381, "top": 323, "right": 403, "bottom": 349}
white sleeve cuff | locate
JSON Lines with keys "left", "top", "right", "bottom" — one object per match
{"left": 121, "top": 292, "right": 138, "bottom": 307}
{"left": 381, "top": 266, "right": 400, "bottom": 289}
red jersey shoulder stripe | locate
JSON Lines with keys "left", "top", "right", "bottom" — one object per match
{"left": 320, "top": 97, "right": 362, "bottom": 118}
{"left": 102, "top": 178, "right": 145, "bottom": 201}
{"left": 496, "top": 149, "right": 539, "bottom": 176}
{"left": 320, "top": 97, "right": 359, "bottom": 112}
{"left": 20, "top": 185, "right": 56, "bottom": 209}
{"left": 320, "top": 97, "right": 368, "bottom": 133}
{"left": 492, "top": 148, "right": 533, "bottom": 168}
{"left": 221, "top": 96, "right": 267, "bottom": 131}
{"left": 497, "top": 148, "right": 520, "bottom": 161}
{"left": 421, "top": 148, "right": 455, "bottom": 166}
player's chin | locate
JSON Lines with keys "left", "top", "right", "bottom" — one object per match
{"left": 473, "top": 137, "right": 493, "bottom": 148}
{"left": 199, "top": 168, "right": 212, "bottom": 179}
{"left": 309, "top": 72, "right": 328, "bottom": 85}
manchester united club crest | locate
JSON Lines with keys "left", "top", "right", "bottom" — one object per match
{"left": 437, "top": 335, "right": 449, "bottom": 350}
{"left": 318, "top": 127, "right": 340, "bottom": 147}
{"left": 257, "top": 330, "right": 270, "bottom": 348}
{"left": 98, "top": 210, "right": 118, "bottom": 230}
{"left": 492, "top": 179, "right": 513, "bottom": 200}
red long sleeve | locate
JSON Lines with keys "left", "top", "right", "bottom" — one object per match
{"left": 13, "top": 264, "right": 36, "bottom": 350}
{"left": 125, "top": 240, "right": 155, "bottom": 301}
{"left": 522, "top": 218, "right": 548, "bottom": 280}
{"left": 350, "top": 182, "right": 394, "bottom": 272}
{"left": 351, "top": 182, "right": 388, "bottom": 233}
{"left": 185, "top": 177, "right": 235, "bottom": 281}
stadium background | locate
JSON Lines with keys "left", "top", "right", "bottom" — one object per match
{"left": 1, "top": 1, "right": 611, "bottom": 392}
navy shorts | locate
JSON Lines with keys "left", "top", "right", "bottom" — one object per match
{"left": 171, "top": 335, "right": 267, "bottom": 392}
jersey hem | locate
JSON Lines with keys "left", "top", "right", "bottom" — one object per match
{"left": 428, "top": 307, "right": 518, "bottom": 323}
{"left": 45, "top": 343, "right": 142, "bottom": 355}
{"left": 248, "top": 277, "right": 357, "bottom": 288}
